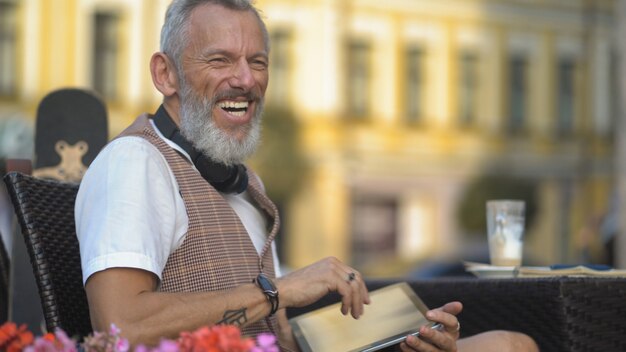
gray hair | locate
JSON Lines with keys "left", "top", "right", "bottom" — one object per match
{"left": 160, "top": 0, "right": 269, "bottom": 70}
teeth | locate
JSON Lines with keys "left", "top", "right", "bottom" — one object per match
{"left": 218, "top": 101, "right": 249, "bottom": 109}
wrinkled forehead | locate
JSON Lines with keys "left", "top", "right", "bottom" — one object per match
{"left": 187, "top": 2, "right": 269, "bottom": 52}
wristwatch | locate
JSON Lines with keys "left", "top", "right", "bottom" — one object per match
{"left": 255, "top": 273, "right": 279, "bottom": 316}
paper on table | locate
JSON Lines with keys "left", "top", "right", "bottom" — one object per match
{"left": 517, "top": 266, "right": 626, "bottom": 278}
{"left": 464, "top": 261, "right": 626, "bottom": 278}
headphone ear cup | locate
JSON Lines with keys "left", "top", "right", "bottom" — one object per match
{"left": 196, "top": 157, "right": 248, "bottom": 194}
{"left": 211, "top": 164, "right": 248, "bottom": 194}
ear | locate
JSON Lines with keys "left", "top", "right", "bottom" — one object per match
{"left": 150, "top": 52, "right": 178, "bottom": 97}
{"left": 55, "top": 140, "right": 68, "bottom": 154}
{"left": 76, "top": 141, "right": 89, "bottom": 155}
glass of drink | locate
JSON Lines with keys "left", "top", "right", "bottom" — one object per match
{"left": 486, "top": 200, "right": 525, "bottom": 266}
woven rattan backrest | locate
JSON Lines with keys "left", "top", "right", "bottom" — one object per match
{"left": 3, "top": 172, "right": 91, "bottom": 338}
{"left": 1, "top": 158, "right": 33, "bottom": 323}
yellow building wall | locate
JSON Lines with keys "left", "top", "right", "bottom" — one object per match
{"left": 0, "top": 0, "right": 618, "bottom": 275}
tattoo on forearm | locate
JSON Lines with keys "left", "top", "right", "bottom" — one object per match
{"left": 218, "top": 308, "right": 248, "bottom": 326}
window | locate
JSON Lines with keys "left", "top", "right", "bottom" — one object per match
{"left": 405, "top": 46, "right": 424, "bottom": 123}
{"left": 346, "top": 40, "right": 370, "bottom": 118}
{"left": 351, "top": 197, "right": 397, "bottom": 268}
{"left": 508, "top": 56, "right": 527, "bottom": 134}
{"left": 0, "top": 1, "right": 17, "bottom": 97}
{"left": 92, "top": 12, "right": 120, "bottom": 100}
{"left": 556, "top": 59, "right": 575, "bottom": 137}
{"left": 459, "top": 53, "right": 479, "bottom": 126}
{"left": 268, "top": 29, "right": 290, "bottom": 105}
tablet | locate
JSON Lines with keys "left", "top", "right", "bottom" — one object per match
{"left": 289, "top": 282, "right": 440, "bottom": 352}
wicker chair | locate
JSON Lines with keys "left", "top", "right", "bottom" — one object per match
{"left": 1, "top": 158, "right": 34, "bottom": 324}
{"left": 3, "top": 172, "right": 91, "bottom": 338}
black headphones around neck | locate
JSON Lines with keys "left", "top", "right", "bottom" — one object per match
{"left": 152, "top": 105, "right": 248, "bottom": 194}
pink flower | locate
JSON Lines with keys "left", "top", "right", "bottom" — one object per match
{"left": 108, "top": 324, "right": 121, "bottom": 337}
{"left": 155, "top": 340, "right": 179, "bottom": 352}
{"left": 54, "top": 329, "right": 78, "bottom": 351}
{"left": 21, "top": 328, "right": 78, "bottom": 352}
{"left": 115, "top": 337, "right": 129, "bottom": 352}
{"left": 82, "top": 323, "right": 128, "bottom": 352}
{"left": 134, "top": 339, "right": 178, "bottom": 352}
{"left": 251, "top": 333, "right": 279, "bottom": 352}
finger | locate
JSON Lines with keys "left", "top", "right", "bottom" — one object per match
{"left": 417, "top": 324, "right": 456, "bottom": 351}
{"left": 335, "top": 271, "right": 354, "bottom": 316}
{"left": 401, "top": 334, "right": 438, "bottom": 352}
{"left": 426, "top": 306, "right": 461, "bottom": 332}
{"left": 439, "top": 320, "right": 460, "bottom": 336}
{"left": 357, "top": 272, "right": 371, "bottom": 305}
{"left": 342, "top": 268, "right": 370, "bottom": 305}
{"left": 426, "top": 316, "right": 459, "bottom": 338}
{"left": 450, "top": 321, "right": 460, "bottom": 334}
{"left": 338, "top": 267, "right": 361, "bottom": 317}
{"left": 347, "top": 272, "right": 364, "bottom": 318}
{"left": 347, "top": 271, "right": 356, "bottom": 283}
{"left": 427, "top": 314, "right": 459, "bottom": 336}
{"left": 441, "top": 301, "right": 463, "bottom": 315}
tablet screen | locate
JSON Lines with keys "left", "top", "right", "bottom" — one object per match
{"left": 289, "top": 282, "right": 435, "bottom": 352}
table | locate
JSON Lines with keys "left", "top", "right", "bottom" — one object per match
{"left": 288, "top": 277, "right": 626, "bottom": 352}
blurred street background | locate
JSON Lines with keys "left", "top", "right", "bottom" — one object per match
{"left": 1, "top": 0, "right": 625, "bottom": 279}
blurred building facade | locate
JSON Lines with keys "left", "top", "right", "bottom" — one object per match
{"left": 0, "top": 0, "right": 619, "bottom": 275}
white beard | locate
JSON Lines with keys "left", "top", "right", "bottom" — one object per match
{"left": 177, "top": 81, "right": 263, "bottom": 166}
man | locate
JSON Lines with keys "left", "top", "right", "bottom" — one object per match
{"left": 76, "top": 1, "right": 537, "bottom": 351}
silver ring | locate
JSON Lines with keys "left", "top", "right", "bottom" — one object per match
{"left": 348, "top": 272, "right": 356, "bottom": 282}
{"left": 455, "top": 321, "right": 461, "bottom": 332}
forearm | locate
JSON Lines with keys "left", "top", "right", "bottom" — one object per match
{"left": 87, "top": 256, "right": 370, "bottom": 348}
{"left": 86, "top": 271, "right": 273, "bottom": 346}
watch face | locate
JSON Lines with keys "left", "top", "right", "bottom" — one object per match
{"left": 257, "top": 273, "right": 277, "bottom": 294}
{"left": 257, "top": 273, "right": 279, "bottom": 316}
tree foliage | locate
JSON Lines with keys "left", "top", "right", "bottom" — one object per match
{"left": 250, "top": 106, "right": 309, "bottom": 203}
{"left": 456, "top": 175, "right": 538, "bottom": 239}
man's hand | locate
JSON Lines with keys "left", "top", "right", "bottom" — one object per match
{"left": 399, "top": 302, "right": 462, "bottom": 352}
{"left": 275, "top": 257, "right": 370, "bottom": 319}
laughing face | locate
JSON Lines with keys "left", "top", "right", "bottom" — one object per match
{"left": 176, "top": 3, "right": 269, "bottom": 165}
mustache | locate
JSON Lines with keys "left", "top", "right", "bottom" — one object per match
{"left": 212, "top": 89, "right": 261, "bottom": 102}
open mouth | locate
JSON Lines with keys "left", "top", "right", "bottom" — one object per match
{"left": 217, "top": 100, "right": 249, "bottom": 117}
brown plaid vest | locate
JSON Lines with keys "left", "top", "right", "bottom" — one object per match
{"left": 118, "top": 114, "right": 282, "bottom": 341}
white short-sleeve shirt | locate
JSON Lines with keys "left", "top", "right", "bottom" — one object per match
{"left": 75, "top": 120, "right": 281, "bottom": 284}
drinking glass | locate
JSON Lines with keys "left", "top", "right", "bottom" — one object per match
{"left": 486, "top": 200, "right": 525, "bottom": 266}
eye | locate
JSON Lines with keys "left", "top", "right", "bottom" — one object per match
{"left": 208, "top": 56, "right": 229, "bottom": 65}
{"left": 250, "top": 59, "right": 268, "bottom": 70}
